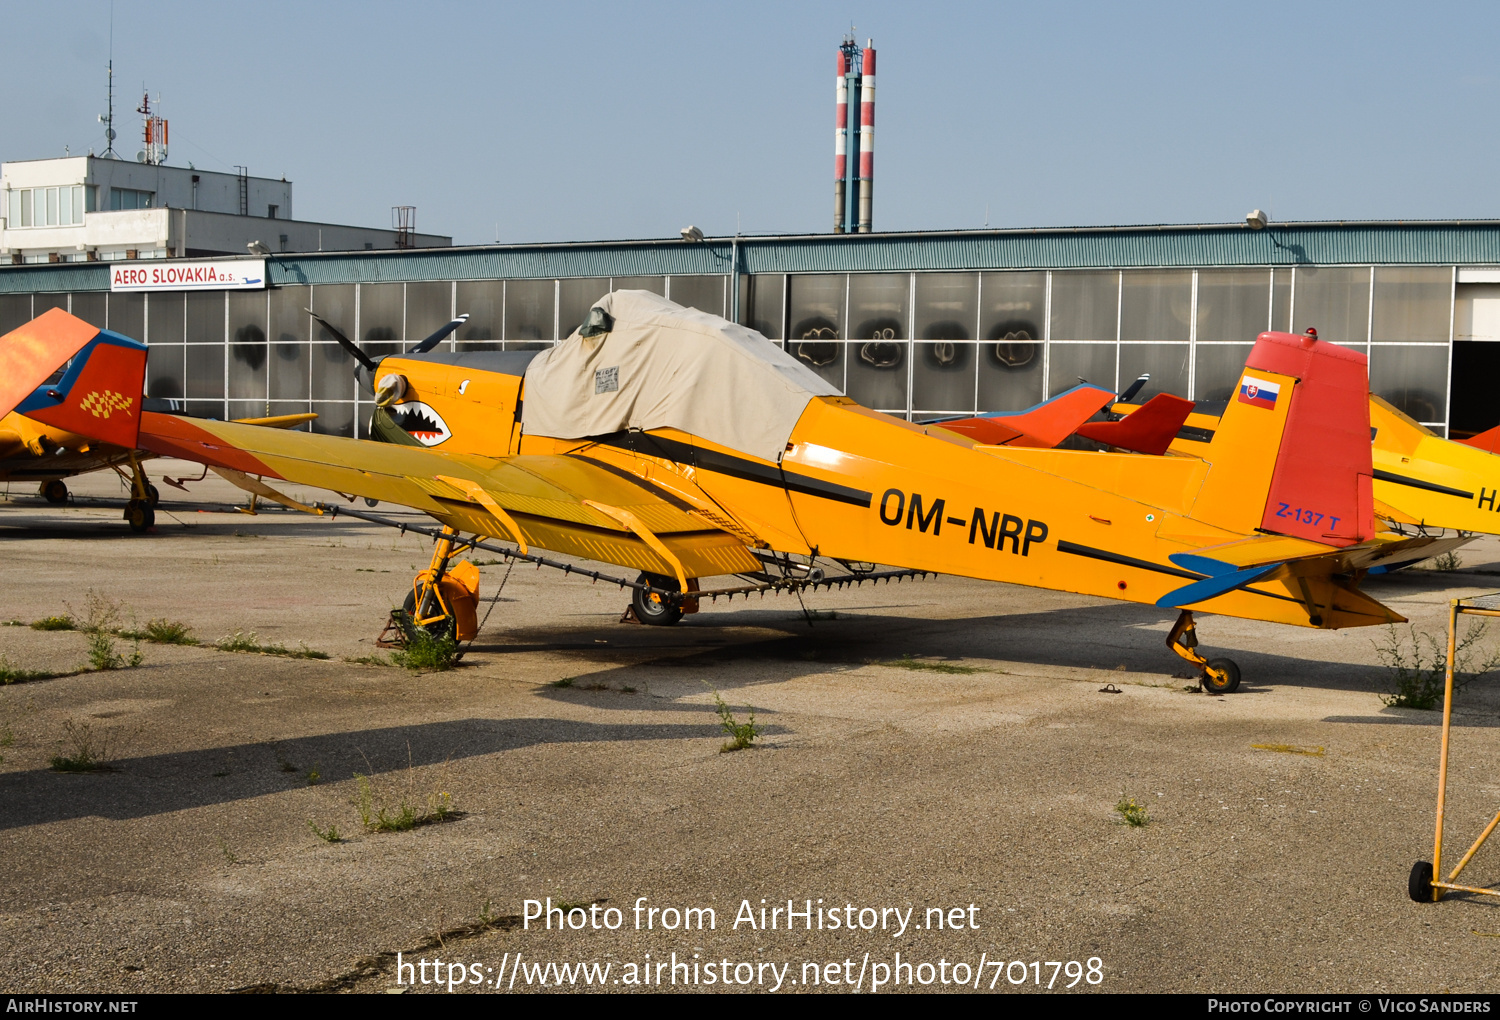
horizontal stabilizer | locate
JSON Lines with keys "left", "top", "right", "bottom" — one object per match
{"left": 0, "top": 308, "right": 101, "bottom": 418}
{"left": 1458, "top": 423, "right": 1500, "bottom": 455}
{"left": 931, "top": 384, "right": 1115, "bottom": 448}
{"left": 14, "top": 312, "right": 147, "bottom": 451}
{"left": 1076, "top": 393, "right": 1194, "bottom": 455}
{"left": 1156, "top": 560, "right": 1281, "bottom": 608}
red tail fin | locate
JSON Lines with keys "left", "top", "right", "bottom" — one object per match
{"left": 15, "top": 313, "right": 147, "bottom": 451}
{"left": 1459, "top": 423, "right": 1500, "bottom": 454}
{"left": 0, "top": 307, "right": 102, "bottom": 418}
{"left": 934, "top": 384, "right": 1114, "bottom": 447}
{"left": 1076, "top": 393, "right": 1194, "bottom": 455}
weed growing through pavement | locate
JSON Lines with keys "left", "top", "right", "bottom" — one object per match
{"left": 882, "top": 654, "right": 982, "bottom": 675}
{"left": 140, "top": 619, "right": 196, "bottom": 645}
{"left": 218, "top": 838, "right": 238, "bottom": 864}
{"left": 352, "top": 773, "right": 456, "bottom": 833}
{"left": 49, "top": 719, "right": 115, "bottom": 772}
{"left": 0, "top": 656, "right": 63, "bottom": 684}
{"left": 550, "top": 677, "right": 576, "bottom": 688}
{"left": 344, "top": 653, "right": 392, "bottom": 666}
{"left": 305, "top": 768, "right": 321, "bottom": 786}
{"left": 1430, "top": 550, "right": 1464, "bottom": 572}
{"left": 388, "top": 619, "right": 459, "bottom": 672}
{"left": 30, "top": 615, "right": 75, "bottom": 631}
{"left": 1376, "top": 621, "right": 1500, "bottom": 710}
{"left": 216, "top": 631, "right": 330, "bottom": 660}
{"left": 307, "top": 820, "right": 342, "bottom": 843}
{"left": 78, "top": 592, "right": 142, "bottom": 671}
{"left": 1115, "top": 797, "right": 1150, "bottom": 827}
{"left": 706, "top": 686, "right": 761, "bottom": 752}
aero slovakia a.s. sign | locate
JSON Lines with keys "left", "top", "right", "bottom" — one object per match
{"left": 109, "top": 258, "right": 266, "bottom": 292}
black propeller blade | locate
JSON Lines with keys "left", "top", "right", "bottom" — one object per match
{"left": 1118, "top": 372, "right": 1150, "bottom": 403}
{"left": 306, "top": 308, "right": 377, "bottom": 372}
{"left": 409, "top": 314, "right": 470, "bottom": 354}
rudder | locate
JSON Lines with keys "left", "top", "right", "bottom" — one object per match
{"left": 1190, "top": 331, "right": 1372, "bottom": 548}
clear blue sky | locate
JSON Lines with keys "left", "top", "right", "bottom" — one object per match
{"left": 4, "top": 0, "right": 1495, "bottom": 244}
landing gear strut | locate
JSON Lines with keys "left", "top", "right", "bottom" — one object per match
{"left": 1166, "top": 610, "right": 1241, "bottom": 694}
{"left": 385, "top": 526, "right": 480, "bottom": 647}
{"left": 114, "top": 454, "right": 157, "bottom": 533}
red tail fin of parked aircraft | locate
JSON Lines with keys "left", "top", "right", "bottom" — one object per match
{"left": 1075, "top": 392, "right": 1195, "bottom": 456}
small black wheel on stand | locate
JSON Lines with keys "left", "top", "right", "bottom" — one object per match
{"left": 126, "top": 501, "right": 155, "bottom": 533}
{"left": 1201, "top": 657, "right": 1241, "bottom": 694}
{"left": 632, "top": 573, "right": 684, "bottom": 626}
{"left": 1408, "top": 861, "right": 1435, "bottom": 903}
{"left": 401, "top": 589, "right": 456, "bottom": 642}
{"left": 41, "top": 479, "right": 68, "bottom": 505}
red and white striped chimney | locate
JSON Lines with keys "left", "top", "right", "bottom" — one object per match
{"left": 856, "top": 43, "right": 875, "bottom": 233}
{"left": 834, "top": 50, "right": 849, "bottom": 234}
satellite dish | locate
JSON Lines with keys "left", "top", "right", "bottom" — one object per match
{"left": 135, "top": 151, "right": 146, "bottom": 162}
{"left": 105, "top": 128, "right": 116, "bottom": 140}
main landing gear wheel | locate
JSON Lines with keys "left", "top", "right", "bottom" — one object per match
{"left": 125, "top": 501, "right": 155, "bottom": 533}
{"left": 145, "top": 483, "right": 160, "bottom": 508}
{"left": 1201, "top": 657, "right": 1241, "bottom": 695}
{"left": 632, "top": 573, "right": 684, "bottom": 626}
{"left": 401, "top": 589, "right": 456, "bottom": 642}
{"left": 41, "top": 479, "right": 68, "bottom": 505}
{"left": 1408, "top": 860, "right": 1435, "bottom": 903}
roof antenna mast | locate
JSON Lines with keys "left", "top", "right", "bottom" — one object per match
{"left": 99, "top": 2, "right": 119, "bottom": 158}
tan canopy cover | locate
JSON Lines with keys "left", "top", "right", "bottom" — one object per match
{"left": 521, "top": 290, "right": 839, "bottom": 462}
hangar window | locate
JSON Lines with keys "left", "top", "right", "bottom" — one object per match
{"left": 109, "top": 187, "right": 154, "bottom": 211}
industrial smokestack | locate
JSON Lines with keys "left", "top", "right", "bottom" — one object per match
{"left": 857, "top": 43, "right": 875, "bottom": 233}
{"left": 834, "top": 50, "right": 848, "bottom": 234}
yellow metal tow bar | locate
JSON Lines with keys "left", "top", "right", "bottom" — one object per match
{"left": 1411, "top": 592, "right": 1500, "bottom": 902}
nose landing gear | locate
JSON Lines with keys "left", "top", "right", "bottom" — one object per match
{"left": 1166, "top": 609, "right": 1241, "bottom": 694}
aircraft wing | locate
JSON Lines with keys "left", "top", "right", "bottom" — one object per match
{"left": 137, "top": 411, "right": 763, "bottom": 582}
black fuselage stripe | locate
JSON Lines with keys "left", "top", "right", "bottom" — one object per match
{"left": 590, "top": 432, "right": 872, "bottom": 508}
{"left": 1372, "top": 469, "right": 1474, "bottom": 500}
{"left": 1056, "top": 539, "right": 1305, "bottom": 606}
{"left": 1057, "top": 540, "right": 1203, "bottom": 581}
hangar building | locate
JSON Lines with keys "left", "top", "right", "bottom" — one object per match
{"left": 0, "top": 220, "right": 1495, "bottom": 443}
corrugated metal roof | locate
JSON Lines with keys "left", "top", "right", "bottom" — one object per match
{"left": 8, "top": 220, "right": 1500, "bottom": 292}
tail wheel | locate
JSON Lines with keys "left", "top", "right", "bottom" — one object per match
{"left": 401, "top": 588, "right": 456, "bottom": 642}
{"left": 126, "top": 502, "right": 155, "bottom": 533}
{"left": 632, "top": 573, "right": 684, "bottom": 626}
{"left": 1201, "top": 657, "right": 1241, "bottom": 694}
{"left": 41, "top": 479, "right": 68, "bottom": 505}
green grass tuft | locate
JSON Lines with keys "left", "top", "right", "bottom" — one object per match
{"left": 49, "top": 719, "right": 114, "bottom": 773}
{"left": 307, "top": 820, "right": 342, "bottom": 843}
{"left": 216, "top": 630, "right": 330, "bottom": 660}
{"left": 1377, "top": 621, "right": 1500, "bottom": 710}
{"left": 0, "top": 656, "right": 63, "bottom": 684}
{"left": 1115, "top": 797, "right": 1149, "bottom": 827}
{"left": 31, "top": 615, "right": 75, "bottom": 631}
{"left": 389, "top": 622, "right": 459, "bottom": 672}
{"left": 707, "top": 687, "right": 761, "bottom": 752}
{"left": 353, "top": 773, "right": 455, "bottom": 832}
{"left": 549, "top": 677, "right": 576, "bottom": 688}
{"left": 882, "top": 654, "right": 982, "bottom": 675}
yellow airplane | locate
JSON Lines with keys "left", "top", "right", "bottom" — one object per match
{"left": 9, "top": 297, "right": 1440, "bottom": 693}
